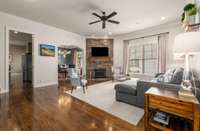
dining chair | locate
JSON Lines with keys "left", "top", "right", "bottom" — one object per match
{"left": 67, "top": 68, "right": 87, "bottom": 93}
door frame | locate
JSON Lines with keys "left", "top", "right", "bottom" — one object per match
{"left": 5, "top": 26, "right": 35, "bottom": 92}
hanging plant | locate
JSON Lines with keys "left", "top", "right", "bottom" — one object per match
{"left": 184, "top": 3, "right": 197, "bottom": 15}
{"left": 181, "top": 3, "right": 197, "bottom": 23}
{"left": 181, "top": 12, "right": 185, "bottom": 23}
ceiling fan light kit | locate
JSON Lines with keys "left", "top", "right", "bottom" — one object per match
{"left": 89, "top": 11, "right": 120, "bottom": 29}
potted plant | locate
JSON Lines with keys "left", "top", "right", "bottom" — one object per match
{"left": 181, "top": 3, "right": 198, "bottom": 25}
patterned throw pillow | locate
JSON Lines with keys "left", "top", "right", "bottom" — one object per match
{"left": 171, "top": 68, "right": 184, "bottom": 84}
{"left": 156, "top": 75, "right": 165, "bottom": 83}
{"left": 163, "top": 68, "right": 175, "bottom": 83}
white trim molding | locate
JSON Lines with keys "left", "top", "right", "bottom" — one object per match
{"left": 33, "top": 82, "right": 58, "bottom": 88}
{"left": 4, "top": 25, "right": 35, "bottom": 93}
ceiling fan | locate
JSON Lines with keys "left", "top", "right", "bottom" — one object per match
{"left": 89, "top": 11, "right": 120, "bottom": 29}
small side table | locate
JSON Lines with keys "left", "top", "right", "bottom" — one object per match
{"left": 145, "top": 87, "right": 200, "bottom": 131}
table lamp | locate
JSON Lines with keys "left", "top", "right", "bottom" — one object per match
{"left": 174, "top": 32, "right": 200, "bottom": 98}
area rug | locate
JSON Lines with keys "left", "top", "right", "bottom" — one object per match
{"left": 66, "top": 81, "right": 144, "bottom": 125}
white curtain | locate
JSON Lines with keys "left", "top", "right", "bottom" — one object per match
{"left": 158, "top": 33, "right": 169, "bottom": 73}
{"left": 123, "top": 40, "right": 129, "bottom": 75}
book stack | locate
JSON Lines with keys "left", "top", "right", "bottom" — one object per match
{"left": 153, "top": 112, "right": 170, "bottom": 125}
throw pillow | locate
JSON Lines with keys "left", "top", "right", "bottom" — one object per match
{"left": 163, "top": 68, "right": 175, "bottom": 83}
{"left": 171, "top": 68, "right": 184, "bottom": 85}
{"left": 156, "top": 75, "right": 165, "bottom": 83}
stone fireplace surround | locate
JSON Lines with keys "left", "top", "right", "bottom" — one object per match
{"left": 86, "top": 39, "right": 113, "bottom": 80}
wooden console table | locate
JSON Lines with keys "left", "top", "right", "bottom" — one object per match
{"left": 145, "top": 87, "right": 200, "bottom": 131}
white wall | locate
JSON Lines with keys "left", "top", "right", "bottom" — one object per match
{"left": 114, "top": 21, "right": 185, "bottom": 72}
{"left": 113, "top": 38, "right": 124, "bottom": 68}
{"left": 0, "top": 11, "right": 85, "bottom": 93}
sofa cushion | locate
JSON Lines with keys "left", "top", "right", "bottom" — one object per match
{"left": 171, "top": 68, "right": 184, "bottom": 84}
{"left": 163, "top": 68, "right": 175, "bottom": 83}
{"left": 123, "top": 79, "right": 138, "bottom": 86}
{"left": 115, "top": 84, "right": 137, "bottom": 95}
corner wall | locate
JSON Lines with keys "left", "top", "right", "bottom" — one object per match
{"left": 0, "top": 11, "right": 85, "bottom": 93}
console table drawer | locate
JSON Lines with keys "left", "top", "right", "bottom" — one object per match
{"left": 149, "top": 95, "right": 193, "bottom": 119}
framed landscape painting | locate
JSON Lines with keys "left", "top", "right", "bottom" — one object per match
{"left": 40, "top": 44, "right": 55, "bottom": 57}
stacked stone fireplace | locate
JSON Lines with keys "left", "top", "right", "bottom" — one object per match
{"left": 86, "top": 39, "right": 113, "bottom": 80}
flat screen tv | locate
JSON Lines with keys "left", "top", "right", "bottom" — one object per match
{"left": 91, "top": 47, "right": 109, "bottom": 57}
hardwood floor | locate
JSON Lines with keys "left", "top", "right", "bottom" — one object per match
{"left": 0, "top": 78, "right": 144, "bottom": 131}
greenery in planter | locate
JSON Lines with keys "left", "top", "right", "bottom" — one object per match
{"left": 181, "top": 3, "right": 198, "bottom": 23}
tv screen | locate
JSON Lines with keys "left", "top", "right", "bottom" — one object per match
{"left": 91, "top": 47, "right": 109, "bottom": 57}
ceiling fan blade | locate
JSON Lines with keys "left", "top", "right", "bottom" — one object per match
{"left": 89, "top": 20, "right": 102, "bottom": 25}
{"left": 106, "top": 12, "right": 117, "bottom": 19}
{"left": 107, "top": 20, "right": 120, "bottom": 24}
{"left": 102, "top": 21, "right": 106, "bottom": 29}
{"left": 92, "top": 13, "right": 102, "bottom": 19}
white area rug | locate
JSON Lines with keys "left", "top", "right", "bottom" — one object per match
{"left": 66, "top": 81, "right": 144, "bottom": 125}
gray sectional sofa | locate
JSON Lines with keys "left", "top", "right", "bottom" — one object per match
{"left": 115, "top": 68, "right": 200, "bottom": 108}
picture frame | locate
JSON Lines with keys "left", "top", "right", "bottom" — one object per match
{"left": 40, "top": 44, "right": 55, "bottom": 57}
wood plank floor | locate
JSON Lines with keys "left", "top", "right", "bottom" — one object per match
{"left": 0, "top": 78, "right": 144, "bottom": 131}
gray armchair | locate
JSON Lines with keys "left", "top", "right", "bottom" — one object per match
{"left": 112, "top": 66, "right": 124, "bottom": 81}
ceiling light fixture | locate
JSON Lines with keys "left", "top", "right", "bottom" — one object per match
{"left": 161, "top": 17, "right": 166, "bottom": 20}
{"left": 26, "top": 0, "right": 37, "bottom": 2}
{"left": 89, "top": 11, "right": 120, "bottom": 29}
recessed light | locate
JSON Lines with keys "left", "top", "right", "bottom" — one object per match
{"left": 161, "top": 17, "right": 166, "bottom": 20}
{"left": 108, "top": 32, "right": 112, "bottom": 35}
{"left": 136, "top": 22, "right": 140, "bottom": 25}
{"left": 26, "top": 0, "right": 37, "bottom": 2}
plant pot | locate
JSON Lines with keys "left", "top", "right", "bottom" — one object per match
{"left": 189, "top": 15, "right": 196, "bottom": 25}
{"left": 195, "top": 11, "right": 200, "bottom": 23}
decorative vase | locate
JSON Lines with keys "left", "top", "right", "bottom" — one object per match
{"left": 195, "top": 0, "right": 200, "bottom": 23}
{"left": 189, "top": 15, "right": 196, "bottom": 25}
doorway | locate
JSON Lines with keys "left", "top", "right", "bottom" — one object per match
{"left": 8, "top": 30, "right": 33, "bottom": 90}
{"left": 58, "top": 46, "right": 83, "bottom": 80}
{"left": 58, "top": 46, "right": 84, "bottom": 90}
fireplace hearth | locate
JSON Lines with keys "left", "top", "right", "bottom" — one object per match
{"left": 94, "top": 68, "right": 106, "bottom": 78}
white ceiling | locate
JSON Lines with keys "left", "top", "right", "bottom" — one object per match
{"left": 0, "top": 0, "right": 187, "bottom": 36}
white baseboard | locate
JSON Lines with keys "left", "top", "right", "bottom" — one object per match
{"left": 11, "top": 73, "right": 23, "bottom": 76}
{"left": 33, "top": 82, "right": 58, "bottom": 88}
{"left": 0, "top": 89, "right": 9, "bottom": 94}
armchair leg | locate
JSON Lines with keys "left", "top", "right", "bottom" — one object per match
{"left": 83, "top": 85, "right": 86, "bottom": 94}
{"left": 71, "top": 86, "right": 74, "bottom": 93}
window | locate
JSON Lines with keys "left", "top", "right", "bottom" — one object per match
{"left": 129, "top": 45, "right": 143, "bottom": 74}
{"left": 143, "top": 44, "right": 158, "bottom": 75}
{"left": 128, "top": 36, "right": 158, "bottom": 76}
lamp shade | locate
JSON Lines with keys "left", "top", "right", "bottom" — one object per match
{"left": 174, "top": 32, "right": 200, "bottom": 55}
